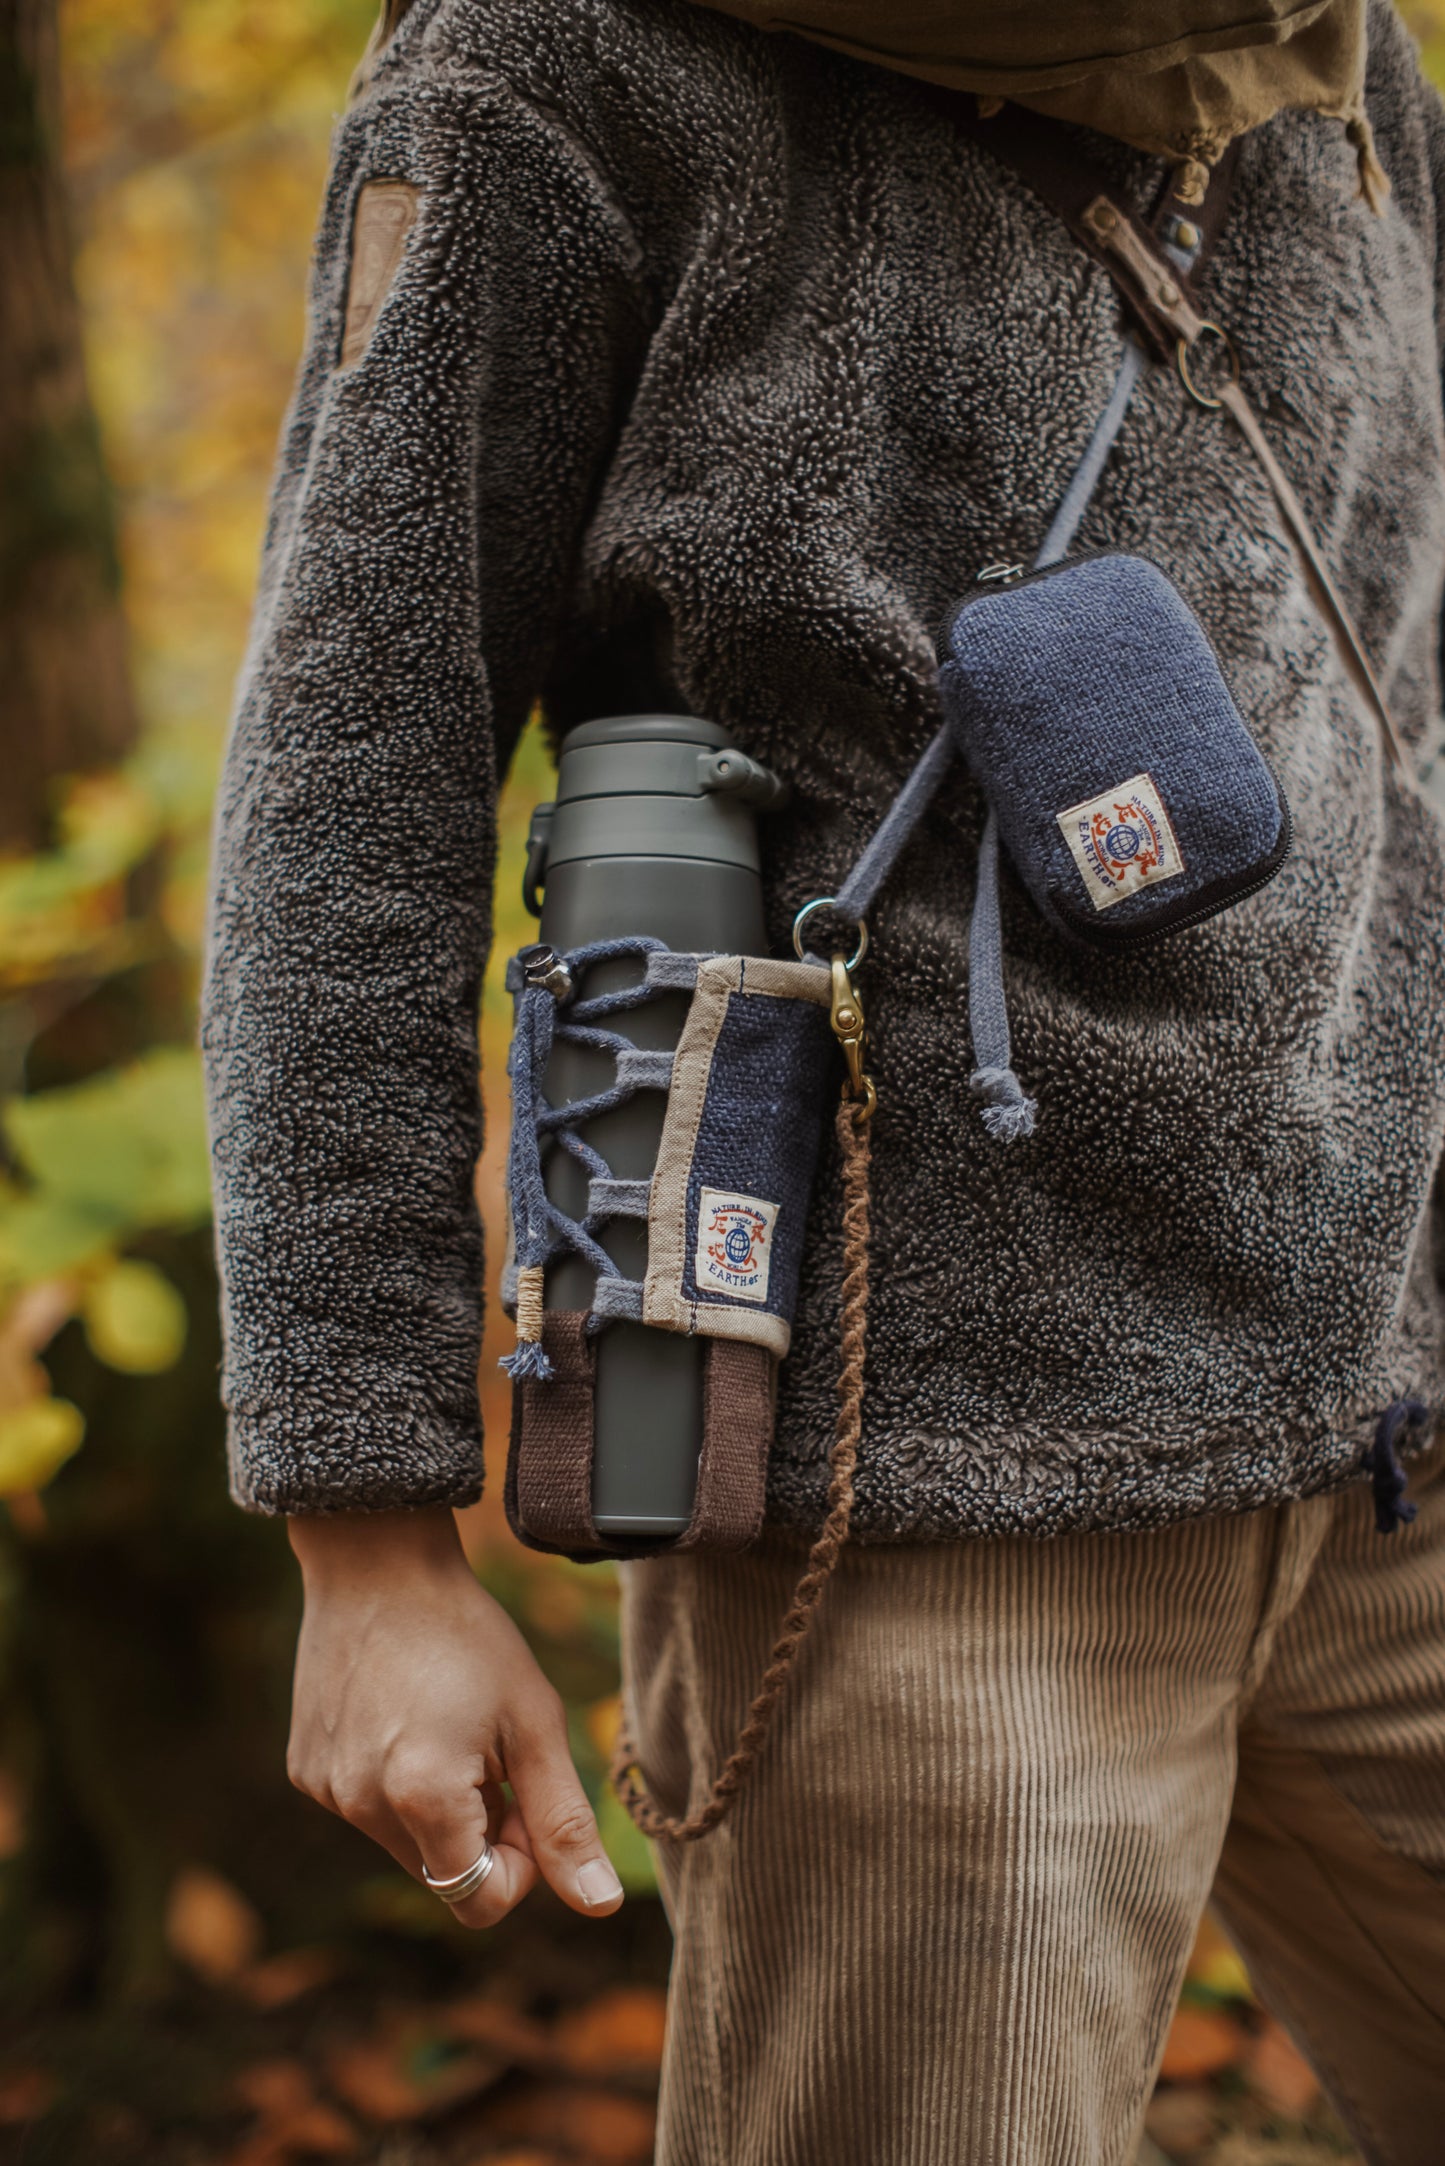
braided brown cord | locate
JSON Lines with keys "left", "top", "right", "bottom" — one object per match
{"left": 609, "top": 1095, "right": 872, "bottom": 1842}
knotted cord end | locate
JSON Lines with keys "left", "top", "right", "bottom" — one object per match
{"left": 969, "top": 1065, "right": 1037, "bottom": 1142}
{"left": 500, "top": 1339, "right": 555, "bottom": 1383}
{"left": 500, "top": 1263, "right": 554, "bottom": 1384}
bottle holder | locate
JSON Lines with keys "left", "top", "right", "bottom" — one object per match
{"left": 500, "top": 942, "right": 837, "bottom": 1561}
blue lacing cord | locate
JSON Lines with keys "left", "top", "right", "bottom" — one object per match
{"left": 501, "top": 938, "right": 670, "bottom": 1383}
{"left": 1365, "top": 1398, "right": 1429, "bottom": 1535}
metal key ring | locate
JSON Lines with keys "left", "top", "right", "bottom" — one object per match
{"left": 1176, "top": 323, "right": 1241, "bottom": 412}
{"left": 792, "top": 897, "right": 868, "bottom": 972}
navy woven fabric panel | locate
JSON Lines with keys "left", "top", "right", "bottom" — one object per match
{"left": 681, "top": 988, "right": 834, "bottom": 1327}
{"left": 939, "top": 553, "right": 1289, "bottom": 945}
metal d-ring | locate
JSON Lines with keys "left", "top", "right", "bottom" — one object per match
{"left": 792, "top": 897, "right": 869, "bottom": 972}
{"left": 1176, "top": 322, "right": 1241, "bottom": 411}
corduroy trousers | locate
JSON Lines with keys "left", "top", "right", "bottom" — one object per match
{"left": 618, "top": 1439, "right": 1445, "bottom": 2166}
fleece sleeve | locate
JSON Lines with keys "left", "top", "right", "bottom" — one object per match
{"left": 201, "top": 51, "right": 649, "bottom": 1512}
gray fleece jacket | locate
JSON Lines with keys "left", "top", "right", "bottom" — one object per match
{"left": 202, "top": 0, "right": 1445, "bottom": 1540}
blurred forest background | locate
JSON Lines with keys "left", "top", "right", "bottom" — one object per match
{"left": 2, "top": 4, "right": 1444, "bottom": 2161}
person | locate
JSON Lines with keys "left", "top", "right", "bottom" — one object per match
{"left": 201, "top": 2, "right": 1445, "bottom": 2159}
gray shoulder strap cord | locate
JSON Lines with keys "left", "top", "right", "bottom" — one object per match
{"left": 835, "top": 335, "right": 1143, "bottom": 1137}
{"left": 829, "top": 107, "right": 1412, "bottom": 1140}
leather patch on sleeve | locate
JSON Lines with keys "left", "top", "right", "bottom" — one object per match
{"left": 339, "top": 179, "right": 420, "bottom": 370}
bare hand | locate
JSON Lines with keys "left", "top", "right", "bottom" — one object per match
{"left": 285, "top": 1507, "right": 624, "bottom": 1927}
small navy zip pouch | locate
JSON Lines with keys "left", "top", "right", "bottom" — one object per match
{"left": 938, "top": 552, "right": 1291, "bottom": 949}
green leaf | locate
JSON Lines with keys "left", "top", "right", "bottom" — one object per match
{"left": 0, "top": 1191, "right": 122, "bottom": 1284}
{"left": 3, "top": 1048, "right": 211, "bottom": 1229}
{"left": 0, "top": 1398, "right": 85, "bottom": 1495}
{"left": 0, "top": 768, "right": 160, "bottom": 952}
{"left": 83, "top": 1259, "right": 188, "bottom": 1374}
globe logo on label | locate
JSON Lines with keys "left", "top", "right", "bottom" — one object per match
{"left": 695, "top": 1187, "right": 781, "bottom": 1306}
{"left": 1055, "top": 770, "right": 1186, "bottom": 913}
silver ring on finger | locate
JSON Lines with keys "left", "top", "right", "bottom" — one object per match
{"left": 422, "top": 1840, "right": 495, "bottom": 1905}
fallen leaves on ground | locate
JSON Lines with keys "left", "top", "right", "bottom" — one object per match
{"left": 226, "top": 2062, "right": 357, "bottom": 2166}
{"left": 1147, "top": 1926, "right": 1356, "bottom": 2165}
{"left": 1243, "top": 2019, "right": 1322, "bottom": 2120}
{"left": 4, "top": 1902, "right": 1363, "bottom": 2165}
{"left": 0, "top": 2067, "right": 57, "bottom": 2125}
{"left": 165, "top": 1864, "right": 265, "bottom": 1983}
{"left": 1160, "top": 2004, "right": 1247, "bottom": 2083}
{"left": 463, "top": 2079, "right": 656, "bottom": 2163}
{"left": 238, "top": 1947, "right": 342, "bottom": 2011}
{"left": 1145, "top": 2083, "right": 1221, "bottom": 2156}
{"left": 324, "top": 2011, "right": 509, "bottom": 2124}
{"left": 214, "top": 1983, "right": 665, "bottom": 2166}
{"left": 552, "top": 1986, "right": 668, "bottom": 2078}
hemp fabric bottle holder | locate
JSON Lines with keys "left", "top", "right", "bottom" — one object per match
{"left": 500, "top": 933, "right": 878, "bottom": 1842}
{"left": 500, "top": 938, "right": 863, "bottom": 1563}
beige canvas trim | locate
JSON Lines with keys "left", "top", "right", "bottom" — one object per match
{"left": 643, "top": 956, "right": 829, "bottom": 1354}
{"left": 339, "top": 180, "right": 420, "bottom": 371}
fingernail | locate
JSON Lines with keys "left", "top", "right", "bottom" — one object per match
{"left": 577, "top": 1856, "right": 624, "bottom": 1908}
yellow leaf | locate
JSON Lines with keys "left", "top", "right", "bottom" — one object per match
{"left": 0, "top": 1397, "right": 84, "bottom": 1495}
{"left": 1191, "top": 1940, "right": 1253, "bottom": 2002}
{"left": 0, "top": 1280, "right": 78, "bottom": 1407}
{"left": 586, "top": 1692, "right": 622, "bottom": 1761}
{"left": 83, "top": 1258, "right": 187, "bottom": 1374}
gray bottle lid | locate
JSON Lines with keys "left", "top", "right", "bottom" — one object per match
{"left": 548, "top": 714, "right": 761, "bottom": 872}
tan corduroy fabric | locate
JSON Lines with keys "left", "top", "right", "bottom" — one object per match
{"left": 620, "top": 1440, "right": 1445, "bottom": 2166}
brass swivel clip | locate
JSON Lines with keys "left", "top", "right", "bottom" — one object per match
{"left": 830, "top": 952, "right": 877, "bottom": 1121}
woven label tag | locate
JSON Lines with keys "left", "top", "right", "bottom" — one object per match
{"left": 695, "top": 1189, "right": 778, "bottom": 1305}
{"left": 1057, "top": 771, "right": 1185, "bottom": 911}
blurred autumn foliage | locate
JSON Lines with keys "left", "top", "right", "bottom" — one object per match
{"left": 0, "top": 1, "right": 1442, "bottom": 2159}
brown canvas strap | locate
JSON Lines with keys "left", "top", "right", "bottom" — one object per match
{"left": 509, "top": 1311, "right": 597, "bottom": 1548}
{"left": 932, "top": 93, "right": 1411, "bottom": 776}
{"left": 504, "top": 1315, "right": 774, "bottom": 1561}
{"left": 920, "top": 89, "right": 1241, "bottom": 347}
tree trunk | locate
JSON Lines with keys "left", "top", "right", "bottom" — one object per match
{"left": 0, "top": 0, "right": 136, "bottom": 850}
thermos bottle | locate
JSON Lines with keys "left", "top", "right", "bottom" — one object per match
{"left": 523, "top": 715, "right": 786, "bottom": 1538}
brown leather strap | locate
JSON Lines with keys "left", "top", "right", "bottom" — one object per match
{"left": 920, "top": 92, "right": 1240, "bottom": 359}
{"left": 1152, "top": 138, "right": 1242, "bottom": 272}
{"left": 1073, "top": 189, "right": 1412, "bottom": 775}
{"left": 1216, "top": 379, "right": 1409, "bottom": 771}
